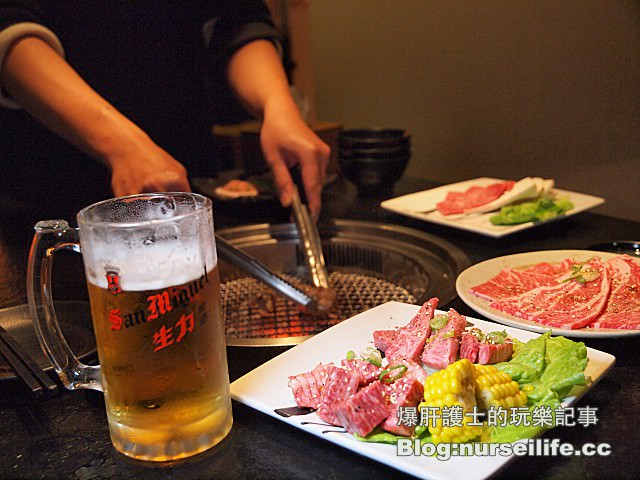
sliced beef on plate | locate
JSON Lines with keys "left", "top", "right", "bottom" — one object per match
{"left": 477, "top": 340, "right": 514, "bottom": 364}
{"left": 524, "top": 259, "right": 575, "bottom": 277}
{"left": 421, "top": 308, "right": 467, "bottom": 369}
{"left": 436, "top": 181, "right": 515, "bottom": 216}
{"left": 316, "top": 366, "right": 361, "bottom": 425}
{"left": 373, "top": 297, "right": 437, "bottom": 365}
{"left": 591, "top": 255, "right": 640, "bottom": 330}
{"left": 288, "top": 362, "right": 331, "bottom": 409}
{"left": 341, "top": 358, "right": 382, "bottom": 386}
{"left": 381, "top": 377, "right": 425, "bottom": 436}
{"left": 489, "top": 257, "right": 610, "bottom": 329}
{"left": 334, "top": 381, "right": 390, "bottom": 436}
{"left": 469, "top": 267, "right": 561, "bottom": 302}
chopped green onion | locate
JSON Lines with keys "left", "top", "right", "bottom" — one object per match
{"left": 430, "top": 315, "right": 448, "bottom": 330}
{"left": 362, "top": 346, "right": 382, "bottom": 367}
{"left": 469, "top": 328, "right": 485, "bottom": 342}
{"left": 563, "top": 260, "right": 600, "bottom": 285}
{"left": 379, "top": 364, "right": 408, "bottom": 383}
{"left": 486, "top": 330, "right": 508, "bottom": 345}
{"left": 346, "top": 350, "right": 356, "bottom": 360}
{"left": 441, "top": 331, "right": 455, "bottom": 339}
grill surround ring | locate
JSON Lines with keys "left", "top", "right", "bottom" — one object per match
{"left": 218, "top": 220, "right": 470, "bottom": 346}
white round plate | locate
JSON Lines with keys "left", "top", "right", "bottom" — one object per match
{"left": 456, "top": 250, "right": 640, "bottom": 338}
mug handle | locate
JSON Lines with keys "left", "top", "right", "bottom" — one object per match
{"left": 26, "top": 220, "right": 102, "bottom": 391}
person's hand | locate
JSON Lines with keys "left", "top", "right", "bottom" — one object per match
{"left": 224, "top": 39, "right": 330, "bottom": 218}
{"left": 260, "top": 109, "right": 330, "bottom": 220}
{"left": 107, "top": 141, "right": 191, "bottom": 196}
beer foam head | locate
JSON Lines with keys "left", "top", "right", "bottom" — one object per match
{"left": 78, "top": 193, "right": 216, "bottom": 291}
{"left": 84, "top": 239, "right": 217, "bottom": 291}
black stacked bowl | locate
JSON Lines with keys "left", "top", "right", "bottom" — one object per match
{"left": 338, "top": 128, "right": 411, "bottom": 194}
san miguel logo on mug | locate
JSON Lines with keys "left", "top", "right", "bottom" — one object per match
{"left": 104, "top": 264, "right": 210, "bottom": 351}
{"left": 105, "top": 265, "right": 123, "bottom": 296}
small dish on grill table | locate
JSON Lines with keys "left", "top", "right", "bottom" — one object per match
{"left": 456, "top": 250, "right": 640, "bottom": 338}
{"left": 380, "top": 177, "right": 605, "bottom": 238}
{"left": 192, "top": 174, "right": 276, "bottom": 204}
{"left": 230, "top": 301, "right": 615, "bottom": 480}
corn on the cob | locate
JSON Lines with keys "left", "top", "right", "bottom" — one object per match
{"left": 421, "top": 359, "right": 483, "bottom": 443}
{"left": 474, "top": 364, "right": 527, "bottom": 410}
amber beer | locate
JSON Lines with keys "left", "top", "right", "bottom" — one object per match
{"left": 86, "top": 264, "right": 232, "bottom": 461}
{"left": 28, "top": 193, "right": 231, "bottom": 462}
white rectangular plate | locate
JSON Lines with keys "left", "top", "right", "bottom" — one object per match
{"left": 380, "top": 177, "right": 605, "bottom": 238}
{"left": 230, "top": 301, "right": 615, "bottom": 480}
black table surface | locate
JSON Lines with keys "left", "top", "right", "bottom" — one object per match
{"left": 0, "top": 176, "right": 638, "bottom": 480}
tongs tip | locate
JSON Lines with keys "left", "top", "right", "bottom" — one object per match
{"left": 306, "top": 286, "right": 337, "bottom": 314}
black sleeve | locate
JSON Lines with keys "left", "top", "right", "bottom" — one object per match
{"left": 0, "top": 0, "right": 45, "bottom": 31}
{"left": 204, "top": 0, "right": 281, "bottom": 69}
{"left": 202, "top": 0, "right": 284, "bottom": 124}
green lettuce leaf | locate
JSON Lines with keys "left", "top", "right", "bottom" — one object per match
{"left": 495, "top": 331, "right": 548, "bottom": 383}
{"left": 353, "top": 429, "right": 403, "bottom": 445}
{"left": 524, "top": 334, "right": 589, "bottom": 403}
{"left": 490, "top": 197, "right": 574, "bottom": 225}
{"left": 492, "top": 331, "right": 589, "bottom": 441}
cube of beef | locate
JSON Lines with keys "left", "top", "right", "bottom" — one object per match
{"left": 316, "top": 366, "right": 360, "bottom": 425}
{"left": 381, "top": 377, "right": 424, "bottom": 436}
{"left": 421, "top": 308, "right": 468, "bottom": 370}
{"left": 477, "top": 340, "right": 514, "bottom": 364}
{"left": 400, "top": 358, "right": 428, "bottom": 385}
{"left": 445, "top": 308, "right": 468, "bottom": 337}
{"left": 421, "top": 335, "right": 459, "bottom": 370}
{"left": 334, "top": 381, "right": 389, "bottom": 437}
{"left": 459, "top": 328, "right": 514, "bottom": 365}
{"left": 341, "top": 359, "right": 382, "bottom": 386}
{"left": 460, "top": 332, "right": 480, "bottom": 363}
{"left": 372, "top": 329, "right": 398, "bottom": 353}
{"left": 288, "top": 362, "right": 332, "bottom": 409}
{"left": 373, "top": 298, "right": 438, "bottom": 365}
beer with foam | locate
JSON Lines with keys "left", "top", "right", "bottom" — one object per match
{"left": 28, "top": 193, "right": 232, "bottom": 462}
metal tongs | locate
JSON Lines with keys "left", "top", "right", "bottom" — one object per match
{"left": 215, "top": 234, "right": 315, "bottom": 311}
{"left": 290, "top": 186, "right": 336, "bottom": 312}
{"left": 215, "top": 233, "right": 332, "bottom": 314}
{"left": 214, "top": 184, "right": 335, "bottom": 314}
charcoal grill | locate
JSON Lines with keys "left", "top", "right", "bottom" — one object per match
{"left": 218, "top": 220, "right": 470, "bottom": 346}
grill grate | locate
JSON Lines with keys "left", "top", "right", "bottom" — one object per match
{"left": 217, "top": 220, "right": 470, "bottom": 346}
{"left": 222, "top": 271, "right": 416, "bottom": 346}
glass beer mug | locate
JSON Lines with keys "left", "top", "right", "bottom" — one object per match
{"left": 27, "top": 193, "right": 232, "bottom": 461}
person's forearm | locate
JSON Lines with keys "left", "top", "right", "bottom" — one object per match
{"left": 1, "top": 35, "right": 150, "bottom": 164}
{"left": 226, "top": 39, "right": 299, "bottom": 122}
{"left": 225, "top": 38, "right": 330, "bottom": 219}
